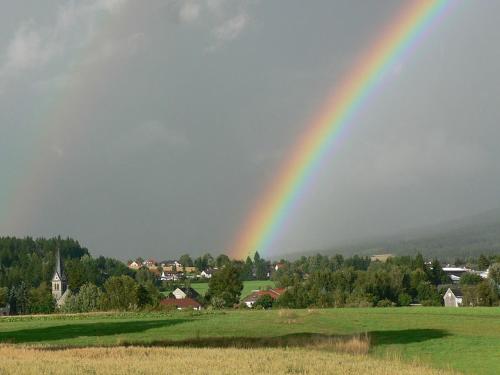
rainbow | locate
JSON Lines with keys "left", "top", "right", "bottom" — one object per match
{"left": 229, "top": 0, "right": 453, "bottom": 260}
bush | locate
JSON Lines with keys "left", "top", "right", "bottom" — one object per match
{"left": 210, "top": 296, "right": 225, "bottom": 309}
{"left": 254, "top": 294, "right": 273, "bottom": 309}
{"left": 460, "top": 273, "right": 483, "bottom": 286}
{"left": 376, "top": 299, "right": 393, "bottom": 307}
{"left": 462, "top": 280, "right": 499, "bottom": 306}
{"left": 398, "top": 293, "right": 412, "bottom": 306}
{"left": 28, "top": 282, "right": 55, "bottom": 314}
{"left": 421, "top": 299, "right": 441, "bottom": 307}
{"left": 76, "top": 283, "right": 103, "bottom": 312}
{"left": 100, "top": 276, "right": 139, "bottom": 310}
{"left": 345, "top": 294, "right": 373, "bottom": 308}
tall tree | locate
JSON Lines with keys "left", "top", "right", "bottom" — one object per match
{"left": 101, "top": 275, "right": 139, "bottom": 310}
{"left": 207, "top": 264, "right": 243, "bottom": 307}
{"left": 179, "top": 254, "right": 193, "bottom": 267}
{"left": 478, "top": 254, "right": 491, "bottom": 271}
{"left": 215, "top": 254, "right": 230, "bottom": 268}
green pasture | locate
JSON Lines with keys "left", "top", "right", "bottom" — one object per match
{"left": 188, "top": 280, "right": 276, "bottom": 299}
{"left": 0, "top": 308, "right": 498, "bottom": 374}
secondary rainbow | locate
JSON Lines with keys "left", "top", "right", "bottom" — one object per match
{"left": 230, "top": 0, "right": 453, "bottom": 259}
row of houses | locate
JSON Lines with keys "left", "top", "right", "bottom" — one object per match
{"left": 127, "top": 259, "right": 216, "bottom": 280}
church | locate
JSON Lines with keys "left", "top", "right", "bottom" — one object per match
{"left": 51, "top": 248, "right": 69, "bottom": 308}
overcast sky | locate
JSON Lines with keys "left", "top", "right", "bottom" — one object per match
{"left": 1, "top": 1, "right": 499, "bottom": 260}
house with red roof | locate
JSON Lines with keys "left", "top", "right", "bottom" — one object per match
{"left": 242, "top": 288, "right": 286, "bottom": 308}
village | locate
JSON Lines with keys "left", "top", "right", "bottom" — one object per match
{"left": 122, "top": 255, "right": 495, "bottom": 310}
{"left": 125, "top": 257, "right": 286, "bottom": 310}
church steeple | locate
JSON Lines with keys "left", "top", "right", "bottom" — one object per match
{"left": 52, "top": 248, "right": 67, "bottom": 300}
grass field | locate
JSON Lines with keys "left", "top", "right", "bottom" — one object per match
{"left": 189, "top": 280, "right": 276, "bottom": 299}
{"left": 0, "top": 308, "right": 498, "bottom": 374}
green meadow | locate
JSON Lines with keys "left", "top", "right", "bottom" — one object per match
{"left": 189, "top": 280, "right": 276, "bottom": 299}
{"left": 0, "top": 307, "right": 498, "bottom": 374}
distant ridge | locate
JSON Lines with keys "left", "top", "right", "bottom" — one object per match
{"left": 283, "top": 208, "right": 500, "bottom": 260}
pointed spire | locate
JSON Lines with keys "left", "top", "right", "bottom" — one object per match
{"left": 54, "top": 247, "right": 66, "bottom": 281}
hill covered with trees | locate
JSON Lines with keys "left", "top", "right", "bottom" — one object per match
{"left": 301, "top": 208, "right": 500, "bottom": 260}
{"left": 0, "top": 236, "right": 134, "bottom": 314}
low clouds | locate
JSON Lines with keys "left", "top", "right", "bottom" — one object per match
{"left": 4, "top": 22, "right": 58, "bottom": 72}
{"left": 213, "top": 13, "right": 248, "bottom": 42}
{"left": 0, "top": 0, "right": 129, "bottom": 87}
{"left": 178, "top": 3, "right": 201, "bottom": 23}
{"left": 0, "top": 0, "right": 254, "bottom": 91}
{"left": 174, "top": 0, "right": 252, "bottom": 48}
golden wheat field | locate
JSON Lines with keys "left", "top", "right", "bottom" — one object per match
{"left": 0, "top": 345, "right": 455, "bottom": 375}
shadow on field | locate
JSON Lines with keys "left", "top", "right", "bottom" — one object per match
{"left": 118, "top": 332, "right": 372, "bottom": 354}
{"left": 0, "top": 319, "right": 188, "bottom": 344}
{"left": 369, "top": 329, "right": 450, "bottom": 346}
{"left": 117, "top": 329, "right": 448, "bottom": 352}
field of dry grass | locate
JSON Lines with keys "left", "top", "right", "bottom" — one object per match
{"left": 0, "top": 345, "right": 455, "bottom": 375}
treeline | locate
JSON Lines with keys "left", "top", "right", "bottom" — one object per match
{"left": 271, "top": 254, "right": 500, "bottom": 308}
{"left": 1, "top": 237, "right": 499, "bottom": 314}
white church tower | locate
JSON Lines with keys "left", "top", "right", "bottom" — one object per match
{"left": 51, "top": 248, "right": 68, "bottom": 306}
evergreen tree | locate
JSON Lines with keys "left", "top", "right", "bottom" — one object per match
{"left": 478, "top": 254, "right": 491, "bottom": 271}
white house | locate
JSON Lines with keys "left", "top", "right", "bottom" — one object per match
{"left": 443, "top": 287, "right": 463, "bottom": 307}
{"left": 200, "top": 269, "right": 214, "bottom": 279}
{"left": 160, "top": 271, "right": 179, "bottom": 281}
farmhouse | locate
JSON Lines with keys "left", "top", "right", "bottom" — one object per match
{"left": 242, "top": 288, "right": 286, "bottom": 308}
{"left": 443, "top": 287, "right": 463, "bottom": 307}
{"left": 161, "top": 287, "right": 202, "bottom": 310}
